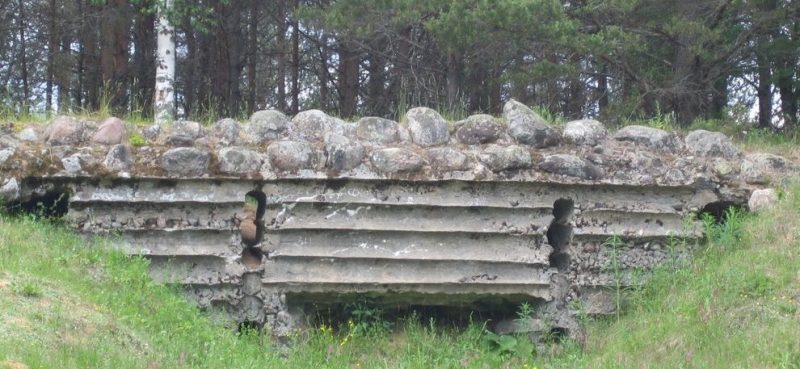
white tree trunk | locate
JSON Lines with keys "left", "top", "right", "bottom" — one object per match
{"left": 154, "top": 0, "right": 175, "bottom": 125}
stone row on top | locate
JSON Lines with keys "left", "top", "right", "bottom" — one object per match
{"left": 24, "top": 99, "right": 742, "bottom": 157}
{"left": 0, "top": 99, "right": 793, "bottom": 193}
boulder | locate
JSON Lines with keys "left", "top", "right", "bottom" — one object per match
{"left": 356, "top": 117, "right": 401, "bottom": 144}
{"left": 0, "top": 178, "right": 19, "bottom": 201}
{"left": 324, "top": 134, "right": 364, "bottom": 172}
{"left": 613, "top": 125, "right": 680, "bottom": 152}
{"left": 291, "top": 109, "right": 338, "bottom": 141}
{"left": 455, "top": 114, "right": 503, "bottom": 145}
{"left": 61, "top": 155, "right": 82, "bottom": 175}
{"left": 18, "top": 128, "right": 38, "bottom": 141}
{"left": 218, "top": 147, "right": 263, "bottom": 174}
{"left": 47, "top": 116, "right": 85, "bottom": 145}
{"left": 213, "top": 118, "right": 240, "bottom": 145}
{"left": 748, "top": 188, "right": 778, "bottom": 212}
{"left": 685, "top": 130, "right": 740, "bottom": 158}
{"left": 0, "top": 147, "right": 14, "bottom": 166}
{"left": 143, "top": 124, "right": 161, "bottom": 141}
{"left": 245, "top": 110, "right": 290, "bottom": 144}
{"left": 478, "top": 144, "right": 532, "bottom": 171}
{"left": 103, "top": 144, "right": 133, "bottom": 172}
{"left": 160, "top": 147, "right": 210, "bottom": 176}
{"left": 370, "top": 148, "right": 425, "bottom": 173}
{"left": 405, "top": 107, "right": 449, "bottom": 146}
{"left": 167, "top": 120, "right": 204, "bottom": 146}
{"left": 563, "top": 119, "right": 607, "bottom": 146}
{"left": 427, "top": 147, "right": 470, "bottom": 171}
{"left": 740, "top": 153, "right": 789, "bottom": 184}
{"left": 540, "top": 154, "right": 604, "bottom": 179}
{"left": 91, "top": 117, "right": 126, "bottom": 145}
{"left": 502, "top": 99, "right": 559, "bottom": 148}
{"left": 266, "top": 141, "right": 314, "bottom": 172}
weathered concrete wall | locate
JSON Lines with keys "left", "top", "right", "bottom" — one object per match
{"left": 0, "top": 100, "right": 794, "bottom": 336}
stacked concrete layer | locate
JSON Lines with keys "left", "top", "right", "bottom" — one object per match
{"left": 56, "top": 177, "right": 709, "bottom": 326}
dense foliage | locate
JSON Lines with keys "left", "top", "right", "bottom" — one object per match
{"left": 1, "top": 0, "right": 798, "bottom": 127}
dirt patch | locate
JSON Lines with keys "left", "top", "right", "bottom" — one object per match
{"left": 0, "top": 361, "right": 29, "bottom": 369}
{"left": 0, "top": 280, "right": 9, "bottom": 290}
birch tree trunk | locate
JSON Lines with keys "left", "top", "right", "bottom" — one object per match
{"left": 154, "top": 0, "right": 176, "bottom": 125}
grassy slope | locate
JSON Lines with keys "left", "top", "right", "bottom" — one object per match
{"left": 1, "top": 192, "right": 799, "bottom": 369}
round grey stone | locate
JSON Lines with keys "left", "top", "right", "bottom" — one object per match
{"left": 540, "top": 154, "right": 604, "bottom": 179}
{"left": 426, "top": 147, "right": 470, "bottom": 171}
{"left": 266, "top": 141, "right": 314, "bottom": 172}
{"left": 0, "top": 147, "right": 14, "bottom": 165}
{"left": 247, "top": 110, "right": 290, "bottom": 144}
{"left": 213, "top": 118, "right": 240, "bottom": 145}
{"left": 18, "top": 127, "right": 38, "bottom": 141}
{"left": 103, "top": 144, "right": 133, "bottom": 172}
{"left": 370, "top": 148, "right": 425, "bottom": 173}
{"left": 292, "top": 109, "right": 338, "bottom": 141}
{"left": 356, "top": 117, "right": 400, "bottom": 144}
{"left": 685, "top": 130, "right": 740, "bottom": 158}
{"left": 405, "top": 107, "right": 449, "bottom": 146}
{"left": 0, "top": 178, "right": 19, "bottom": 201}
{"left": 502, "top": 99, "right": 559, "bottom": 148}
{"left": 219, "top": 147, "right": 263, "bottom": 174}
{"left": 160, "top": 147, "right": 210, "bottom": 176}
{"left": 167, "top": 120, "right": 204, "bottom": 146}
{"left": 478, "top": 144, "right": 532, "bottom": 171}
{"left": 563, "top": 119, "right": 607, "bottom": 146}
{"left": 748, "top": 188, "right": 778, "bottom": 212}
{"left": 325, "top": 134, "right": 364, "bottom": 172}
{"left": 455, "top": 114, "right": 503, "bottom": 145}
{"left": 741, "top": 153, "right": 789, "bottom": 184}
{"left": 61, "top": 155, "right": 83, "bottom": 175}
{"left": 613, "top": 125, "right": 681, "bottom": 152}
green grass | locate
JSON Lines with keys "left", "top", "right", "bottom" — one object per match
{"left": 1, "top": 190, "right": 800, "bottom": 368}
{"left": 3, "top": 184, "right": 799, "bottom": 368}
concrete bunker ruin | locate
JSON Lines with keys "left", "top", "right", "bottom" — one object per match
{"left": 1, "top": 101, "right": 792, "bottom": 338}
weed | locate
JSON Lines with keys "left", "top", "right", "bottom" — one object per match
{"left": 12, "top": 280, "right": 42, "bottom": 298}
{"left": 344, "top": 300, "right": 391, "bottom": 336}
{"left": 129, "top": 132, "right": 146, "bottom": 147}
{"left": 602, "top": 235, "right": 625, "bottom": 321}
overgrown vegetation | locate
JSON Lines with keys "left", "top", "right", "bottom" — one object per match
{"left": 1, "top": 184, "right": 799, "bottom": 368}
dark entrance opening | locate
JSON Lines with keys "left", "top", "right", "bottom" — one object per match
{"left": 699, "top": 201, "right": 743, "bottom": 224}
{"left": 241, "top": 190, "right": 267, "bottom": 270}
{"left": 4, "top": 189, "right": 70, "bottom": 219}
{"left": 547, "top": 199, "right": 574, "bottom": 271}
{"left": 241, "top": 191, "right": 266, "bottom": 247}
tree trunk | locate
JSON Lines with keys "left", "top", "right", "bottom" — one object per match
{"left": 154, "top": 0, "right": 176, "bottom": 124}
{"left": 597, "top": 62, "right": 609, "bottom": 116}
{"left": 247, "top": 0, "right": 258, "bottom": 114}
{"left": 367, "top": 45, "right": 387, "bottom": 115}
{"left": 290, "top": 0, "right": 300, "bottom": 115}
{"left": 17, "top": 0, "right": 29, "bottom": 115}
{"left": 276, "top": 0, "right": 286, "bottom": 111}
{"left": 46, "top": 0, "right": 57, "bottom": 115}
{"left": 445, "top": 52, "right": 461, "bottom": 112}
{"left": 100, "top": 0, "right": 130, "bottom": 112}
{"left": 338, "top": 39, "right": 359, "bottom": 118}
{"left": 318, "top": 33, "right": 330, "bottom": 111}
{"left": 184, "top": 12, "right": 196, "bottom": 116}
{"left": 132, "top": 0, "right": 155, "bottom": 116}
{"left": 756, "top": 51, "right": 773, "bottom": 129}
{"left": 58, "top": 33, "right": 72, "bottom": 111}
{"left": 566, "top": 54, "right": 584, "bottom": 119}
